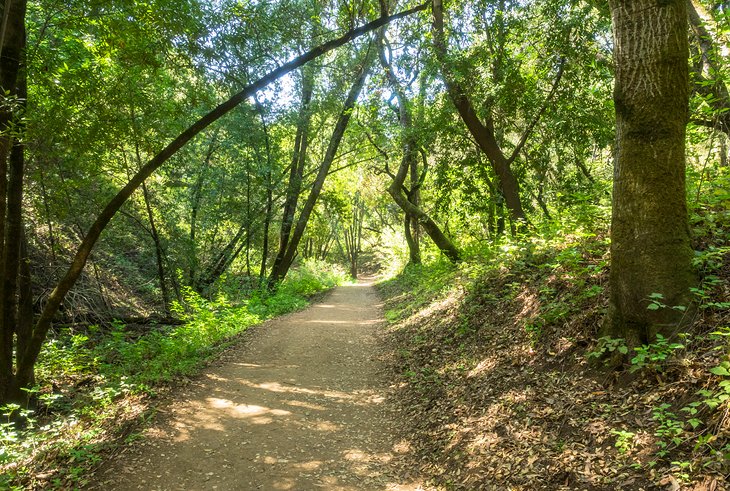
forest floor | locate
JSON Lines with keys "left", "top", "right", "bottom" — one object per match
{"left": 87, "top": 279, "right": 424, "bottom": 491}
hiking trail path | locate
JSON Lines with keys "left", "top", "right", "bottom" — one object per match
{"left": 92, "top": 279, "right": 424, "bottom": 491}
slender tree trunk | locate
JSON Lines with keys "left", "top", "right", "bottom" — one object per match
{"left": 387, "top": 168, "right": 461, "bottom": 262}
{"left": 255, "top": 96, "right": 274, "bottom": 282}
{"left": 16, "top": 229, "right": 32, "bottom": 387}
{"left": 269, "top": 44, "right": 376, "bottom": 284}
{"left": 379, "top": 21, "right": 459, "bottom": 262}
{"left": 604, "top": 0, "right": 696, "bottom": 344}
{"left": 687, "top": 0, "right": 730, "bottom": 136}
{"left": 196, "top": 220, "right": 252, "bottom": 291}
{"left": 37, "top": 167, "right": 57, "bottom": 262}
{"left": 141, "top": 182, "right": 170, "bottom": 314}
{"left": 270, "top": 67, "right": 315, "bottom": 284}
{"left": 188, "top": 135, "right": 217, "bottom": 284}
{"left": 431, "top": 0, "right": 527, "bottom": 230}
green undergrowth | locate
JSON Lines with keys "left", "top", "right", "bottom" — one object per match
{"left": 377, "top": 209, "right": 729, "bottom": 488}
{"left": 1, "top": 259, "right": 347, "bottom": 490}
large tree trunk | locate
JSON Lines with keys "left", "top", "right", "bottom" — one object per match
{"left": 0, "top": 0, "right": 26, "bottom": 404}
{"left": 605, "top": 0, "right": 696, "bottom": 345}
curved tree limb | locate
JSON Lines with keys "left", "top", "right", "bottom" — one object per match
{"left": 16, "top": 2, "right": 431, "bottom": 387}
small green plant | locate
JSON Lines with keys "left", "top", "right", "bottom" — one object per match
{"left": 698, "top": 359, "right": 730, "bottom": 410}
{"left": 587, "top": 336, "right": 628, "bottom": 360}
{"left": 646, "top": 292, "right": 687, "bottom": 313}
{"left": 652, "top": 403, "right": 684, "bottom": 458}
{"left": 630, "top": 334, "right": 685, "bottom": 373}
{"left": 611, "top": 429, "right": 636, "bottom": 454}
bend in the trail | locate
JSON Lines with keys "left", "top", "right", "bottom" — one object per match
{"left": 92, "top": 280, "right": 423, "bottom": 491}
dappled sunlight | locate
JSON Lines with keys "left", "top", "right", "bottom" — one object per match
{"left": 467, "top": 356, "right": 499, "bottom": 378}
{"left": 306, "top": 318, "right": 382, "bottom": 326}
{"left": 91, "top": 281, "right": 428, "bottom": 491}
{"left": 314, "top": 420, "right": 342, "bottom": 432}
{"left": 283, "top": 399, "right": 327, "bottom": 410}
{"left": 237, "top": 379, "right": 356, "bottom": 400}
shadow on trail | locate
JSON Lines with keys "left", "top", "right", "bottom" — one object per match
{"left": 93, "top": 282, "right": 421, "bottom": 491}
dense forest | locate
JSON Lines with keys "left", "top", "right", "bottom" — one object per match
{"left": 0, "top": 0, "right": 728, "bottom": 489}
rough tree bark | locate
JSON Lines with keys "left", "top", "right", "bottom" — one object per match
{"left": 604, "top": 0, "right": 696, "bottom": 345}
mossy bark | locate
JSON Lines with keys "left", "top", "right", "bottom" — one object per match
{"left": 605, "top": 0, "right": 697, "bottom": 344}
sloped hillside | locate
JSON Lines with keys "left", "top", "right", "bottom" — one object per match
{"left": 377, "top": 230, "right": 729, "bottom": 490}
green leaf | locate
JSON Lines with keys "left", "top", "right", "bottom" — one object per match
{"left": 710, "top": 366, "right": 730, "bottom": 376}
{"left": 647, "top": 303, "right": 661, "bottom": 311}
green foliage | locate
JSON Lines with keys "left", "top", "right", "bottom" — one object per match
{"left": 630, "top": 334, "right": 686, "bottom": 373}
{"left": 2, "top": 262, "right": 344, "bottom": 488}
{"left": 652, "top": 403, "right": 685, "bottom": 458}
{"left": 587, "top": 336, "right": 629, "bottom": 360}
{"left": 611, "top": 429, "right": 636, "bottom": 454}
{"left": 378, "top": 259, "right": 457, "bottom": 324}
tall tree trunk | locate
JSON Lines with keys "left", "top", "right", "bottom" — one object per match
{"left": 270, "top": 67, "right": 315, "bottom": 285}
{"left": 0, "top": 0, "right": 25, "bottom": 403}
{"left": 604, "top": 0, "right": 696, "bottom": 345}
{"left": 269, "top": 44, "right": 376, "bottom": 284}
{"left": 12, "top": 5, "right": 429, "bottom": 396}
{"left": 255, "top": 96, "right": 275, "bottom": 283}
{"left": 141, "top": 182, "right": 170, "bottom": 314}
{"left": 431, "top": 0, "right": 527, "bottom": 230}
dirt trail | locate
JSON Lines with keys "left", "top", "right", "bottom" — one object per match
{"left": 92, "top": 280, "right": 422, "bottom": 491}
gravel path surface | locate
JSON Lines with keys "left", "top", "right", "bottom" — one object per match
{"left": 91, "top": 280, "right": 422, "bottom": 490}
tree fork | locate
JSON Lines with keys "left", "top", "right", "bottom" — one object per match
{"left": 269, "top": 41, "right": 377, "bottom": 284}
